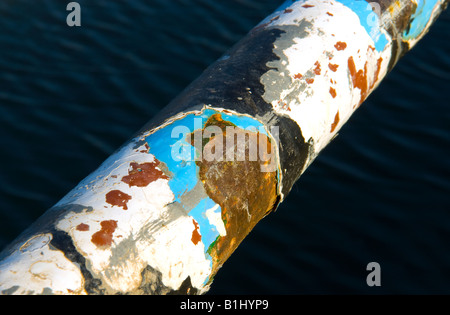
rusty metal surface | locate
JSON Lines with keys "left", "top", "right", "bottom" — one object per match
{"left": 0, "top": 0, "right": 447, "bottom": 295}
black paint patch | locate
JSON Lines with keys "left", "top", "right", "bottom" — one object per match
{"left": 139, "top": 27, "right": 311, "bottom": 197}
{"left": 136, "top": 265, "right": 198, "bottom": 295}
{"left": 50, "top": 230, "right": 105, "bottom": 295}
{"left": 1, "top": 285, "right": 19, "bottom": 295}
{"left": 0, "top": 204, "right": 92, "bottom": 261}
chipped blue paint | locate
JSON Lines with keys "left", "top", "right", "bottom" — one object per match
{"left": 144, "top": 108, "right": 273, "bottom": 283}
{"left": 403, "top": 0, "right": 442, "bottom": 40}
{"left": 335, "top": 0, "right": 389, "bottom": 52}
{"left": 145, "top": 119, "right": 197, "bottom": 200}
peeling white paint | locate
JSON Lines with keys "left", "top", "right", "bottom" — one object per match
{"left": 260, "top": 0, "right": 392, "bottom": 170}
{"left": 0, "top": 233, "right": 86, "bottom": 295}
{"left": 54, "top": 139, "right": 212, "bottom": 293}
{"left": 206, "top": 204, "right": 227, "bottom": 237}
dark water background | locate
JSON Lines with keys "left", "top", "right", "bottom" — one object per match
{"left": 0, "top": 0, "right": 449, "bottom": 294}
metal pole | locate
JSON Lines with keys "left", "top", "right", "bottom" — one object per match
{"left": 0, "top": 0, "right": 448, "bottom": 295}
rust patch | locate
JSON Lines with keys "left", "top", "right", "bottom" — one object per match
{"left": 313, "top": 61, "right": 321, "bottom": 75}
{"left": 277, "top": 99, "right": 290, "bottom": 111}
{"left": 306, "top": 78, "right": 314, "bottom": 84}
{"left": 91, "top": 220, "right": 118, "bottom": 248}
{"left": 330, "top": 111, "right": 340, "bottom": 133}
{"left": 196, "top": 116, "right": 279, "bottom": 281}
{"left": 191, "top": 219, "right": 201, "bottom": 245}
{"left": 270, "top": 15, "right": 280, "bottom": 22}
{"left": 348, "top": 56, "right": 368, "bottom": 105}
{"left": 122, "top": 161, "right": 168, "bottom": 187}
{"left": 106, "top": 190, "right": 132, "bottom": 210}
{"left": 373, "top": 57, "right": 383, "bottom": 86}
{"left": 329, "top": 87, "right": 337, "bottom": 98}
{"left": 327, "top": 12, "right": 333, "bottom": 16}
{"left": 284, "top": 8, "right": 293, "bottom": 13}
{"left": 328, "top": 63, "right": 339, "bottom": 72}
{"left": 76, "top": 223, "right": 89, "bottom": 232}
{"left": 348, "top": 51, "right": 383, "bottom": 107}
{"left": 335, "top": 41, "right": 347, "bottom": 51}
{"left": 302, "top": 4, "right": 314, "bottom": 8}
{"left": 293, "top": 73, "right": 303, "bottom": 80}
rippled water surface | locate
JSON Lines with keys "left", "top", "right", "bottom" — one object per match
{"left": 0, "top": 0, "right": 449, "bottom": 294}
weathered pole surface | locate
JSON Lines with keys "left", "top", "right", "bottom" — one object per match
{"left": 0, "top": 0, "right": 447, "bottom": 295}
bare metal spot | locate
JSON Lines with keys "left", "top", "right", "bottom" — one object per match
{"left": 197, "top": 116, "right": 279, "bottom": 279}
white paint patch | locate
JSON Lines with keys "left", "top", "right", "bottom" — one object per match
{"left": 135, "top": 215, "right": 212, "bottom": 292}
{"left": 206, "top": 204, "right": 227, "bottom": 236}
{"left": 259, "top": 0, "right": 392, "bottom": 171}
{"left": 0, "top": 234, "right": 86, "bottom": 295}
{"left": 52, "top": 137, "right": 212, "bottom": 293}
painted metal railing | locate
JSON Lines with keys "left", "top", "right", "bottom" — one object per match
{"left": 0, "top": 0, "right": 448, "bottom": 295}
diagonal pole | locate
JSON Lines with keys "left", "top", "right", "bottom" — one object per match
{"left": 0, "top": 0, "right": 448, "bottom": 295}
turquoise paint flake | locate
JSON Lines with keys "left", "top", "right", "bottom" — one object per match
{"left": 145, "top": 116, "right": 198, "bottom": 201}
{"left": 403, "top": 0, "right": 442, "bottom": 41}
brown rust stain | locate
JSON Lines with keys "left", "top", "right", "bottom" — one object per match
{"left": 348, "top": 56, "right": 368, "bottom": 105}
{"left": 122, "top": 161, "right": 168, "bottom": 187}
{"left": 306, "top": 78, "right": 314, "bottom": 84}
{"left": 329, "top": 87, "right": 337, "bottom": 98}
{"left": 284, "top": 8, "right": 293, "bottom": 13}
{"left": 302, "top": 4, "right": 314, "bottom": 8}
{"left": 270, "top": 15, "right": 280, "bottom": 22}
{"left": 106, "top": 190, "right": 132, "bottom": 210}
{"left": 191, "top": 219, "right": 201, "bottom": 245}
{"left": 76, "top": 223, "right": 89, "bottom": 232}
{"left": 373, "top": 57, "right": 383, "bottom": 86}
{"left": 327, "top": 12, "right": 333, "bottom": 16}
{"left": 330, "top": 111, "right": 340, "bottom": 133}
{"left": 328, "top": 63, "right": 339, "bottom": 72}
{"left": 313, "top": 61, "right": 321, "bottom": 75}
{"left": 293, "top": 73, "right": 303, "bottom": 80}
{"left": 348, "top": 51, "right": 384, "bottom": 107}
{"left": 196, "top": 116, "right": 279, "bottom": 280}
{"left": 91, "top": 220, "right": 118, "bottom": 248}
{"left": 334, "top": 41, "right": 347, "bottom": 51}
